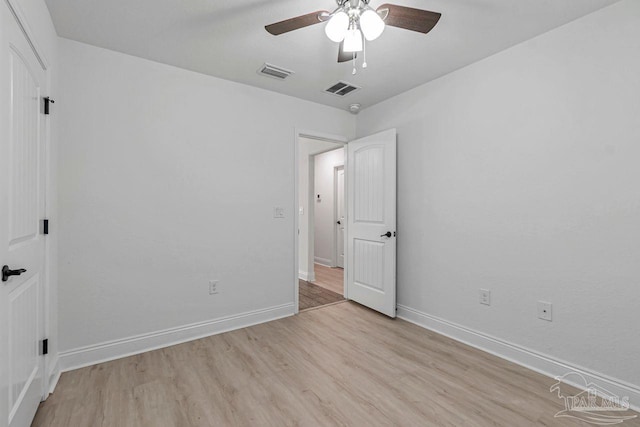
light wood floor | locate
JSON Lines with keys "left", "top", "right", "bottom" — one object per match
{"left": 311, "top": 263, "right": 343, "bottom": 295}
{"left": 33, "top": 302, "right": 639, "bottom": 427}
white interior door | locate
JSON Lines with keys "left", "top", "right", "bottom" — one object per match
{"left": 346, "top": 129, "right": 396, "bottom": 317}
{"left": 335, "top": 166, "right": 345, "bottom": 269}
{"left": 0, "top": 3, "right": 48, "bottom": 427}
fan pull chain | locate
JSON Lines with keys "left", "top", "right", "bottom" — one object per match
{"left": 352, "top": 52, "right": 357, "bottom": 75}
{"left": 363, "top": 38, "right": 367, "bottom": 69}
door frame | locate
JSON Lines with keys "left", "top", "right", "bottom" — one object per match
{"left": 333, "top": 165, "right": 345, "bottom": 269}
{"left": 293, "top": 129, "right": 348, "bottom": 314}
{"left": 3, "top": 0, "right": 55, "bottom": 400}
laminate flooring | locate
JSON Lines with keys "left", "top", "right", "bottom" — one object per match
{"left": 33, "top": 302, "right": 639, "bottom": 427}
{"left": 311, "top": 264, "right": 343, "bottom": 295}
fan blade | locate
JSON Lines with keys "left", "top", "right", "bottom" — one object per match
{"left": 337, "top": 41, "right": 357, "bottom": 63}
{"left": 265, "top": 11, "right": 329, "bottom": 35}
{"left": 377, "top": 4, "right": 441, "bottom": 34}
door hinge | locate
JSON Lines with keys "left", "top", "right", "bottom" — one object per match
{"left": 42, "top": 339, "right": 49, "bottom": 355}
{"left": 42, "top": 219, "right": 49, "bottom": 235}
{"left": 44, "top": 97, "right": 55, "bottom": 115}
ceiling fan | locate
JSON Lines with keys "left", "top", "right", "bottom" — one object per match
{"left": 265, "top": 0, "right": 441, "bottom": 73}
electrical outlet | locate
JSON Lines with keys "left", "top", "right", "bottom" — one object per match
{"left": 479, "top": 289, "right": 491, "bottom": 306}
{"left": 537, "top": 301, "right": 552, "bottom": 321}
{"left": 273, "top": 207, "right": 285, "bottom": 218}
{"left": 209, "top": 280, "right": 219, "bottom": 295}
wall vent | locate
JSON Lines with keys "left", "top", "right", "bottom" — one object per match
{"left": 324, "top": 81, "right": 361, "bottom": 97}
{"left": 258, "top": 63, "right": 294, "bottom": 80}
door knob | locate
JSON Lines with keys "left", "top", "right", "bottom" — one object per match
{"left": 337, "top": 220, "right": 341, "bottom": 225}
{"left": 380, "top": 231, "right": 392, "bottom": 238}
{"left": 2, "top": 265, "right": 27, "bottom": 282}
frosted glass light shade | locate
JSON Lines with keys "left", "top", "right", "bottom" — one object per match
{"left": 360, "top": 9, "right": 385, "bottom": 41}
{"left": 325, "top": 11, "right": 349, "bottom": 42}
{"left": 343, "top": 29, "right": 363, "bottom": 52}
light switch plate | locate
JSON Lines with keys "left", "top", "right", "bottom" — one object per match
{"left": 273, "top": 207, "right": 285, "bottom": 218}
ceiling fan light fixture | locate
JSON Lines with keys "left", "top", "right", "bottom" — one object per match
{"left": 265, "top": 2, "right": 442, "bottom": 73}
{"left": 343, "top": 28, "right": 363, "bottom": 52}
{"left": 360, "top": 9, "right": 385, "bottom": 41}
{"left": 325, "top": 11, "right": 349, "bottom": 42}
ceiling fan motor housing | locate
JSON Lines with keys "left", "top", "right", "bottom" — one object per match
{"left": 337, "top": 0, "right": 370, "bottom": 9}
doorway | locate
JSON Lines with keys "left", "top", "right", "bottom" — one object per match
{"left": 295, "top": 132, "right": 347, "bottom": 312}
{"left": 303, "top": 147, "right": 345, "bottom": 310}
{"left": 294, "top": 128, "right": 398, "bottom": 317}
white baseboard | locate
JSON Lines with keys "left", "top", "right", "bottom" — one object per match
{"left": 59, "top": 303, "right": 295, "bottom": 373}
{"left": 397, "top": 304, "right": 640, "bottom": 412}
{"left": 314, "top": 257, "right": 333, "bottom": 267}
{"left": 47, "top": 359, "right": 61, "bottom": 395}
{"left": 298, "top": 270, "right": 316, "bottom": 282}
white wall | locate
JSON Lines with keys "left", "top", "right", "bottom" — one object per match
{"left": 298, "top": 138, "right": 341, "bottom": 281}
{"left": 313, "top": 148, "right": 344, "bottom": 266}
{"left": 57, "top": 38, "right": 355, "bottom": 366}
{"left": 357, "top": 0, "right": 640, "bottom": 391}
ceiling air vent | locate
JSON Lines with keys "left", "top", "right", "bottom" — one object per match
{"left": 258, "top": 63, "right": 294, "bottom": 80}
{"left": 324, "top": 81, "right": 361, "bottom": 97}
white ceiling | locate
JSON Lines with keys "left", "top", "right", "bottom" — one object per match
{"left": 45, "top": 0, "right": 619, "bottom": 111}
